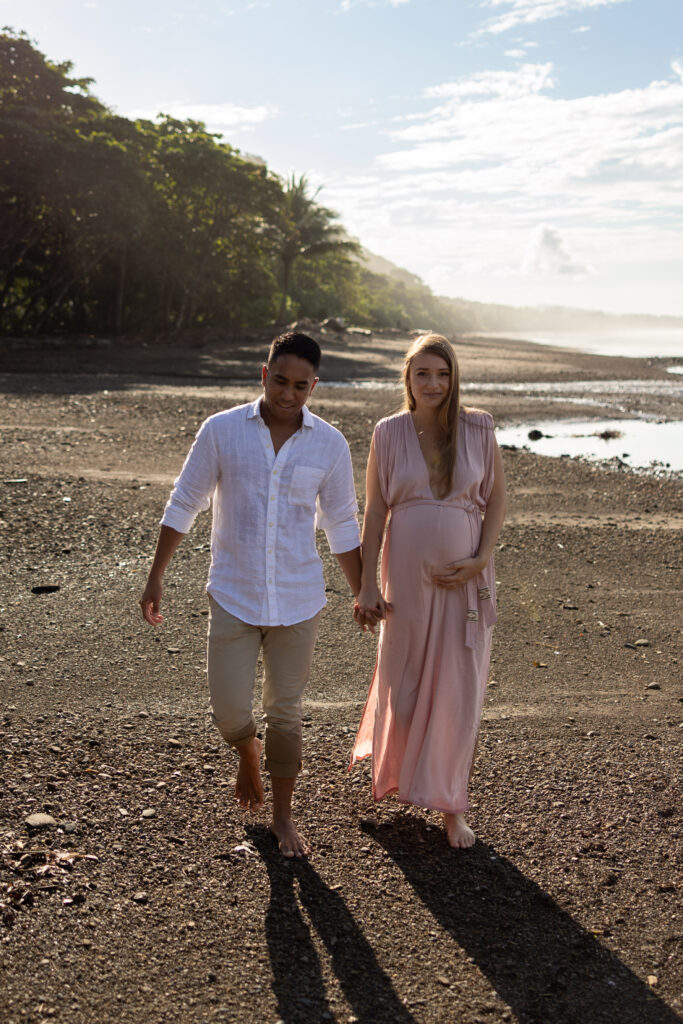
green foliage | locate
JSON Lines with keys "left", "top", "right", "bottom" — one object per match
{"left": 0, "top": 30, "right": 475, "bottom": 338}
{"left": 273, "top": 174, "right": 360, "bottom": 323}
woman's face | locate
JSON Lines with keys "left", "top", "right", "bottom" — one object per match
{"left": 408, "top": 351, "right": 451, "bottom": 413}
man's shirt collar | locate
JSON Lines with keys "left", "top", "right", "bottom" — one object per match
{"left": 248, "top": 397, "right": 315, "bottom": 429}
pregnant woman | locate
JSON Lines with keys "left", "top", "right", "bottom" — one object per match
{"left": 352, "top": 334, "right": 506, "bottom": 848}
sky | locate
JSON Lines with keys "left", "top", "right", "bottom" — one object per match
{"left": 4, "top": 0, "right": 683, "bottom": 316}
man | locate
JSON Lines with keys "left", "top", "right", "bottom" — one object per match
{"left": 140, "top": 332, "right": 362, "bottom": 858}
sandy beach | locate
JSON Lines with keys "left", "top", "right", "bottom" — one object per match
{"left": 0, "top": 330, "right": 680, "bottom": 1024}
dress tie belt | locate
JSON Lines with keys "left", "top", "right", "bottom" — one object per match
{"left": 390, "top": 497, "right": 495, "bottom": 651}
{"left": 391, "top": 497, "right": 479, "bottom": 515}
{"left": 465, "top": 577, "right": 496, "bottom": 650}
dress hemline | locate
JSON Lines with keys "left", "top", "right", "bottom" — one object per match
{"left": 372, "top": 784, "right": 469, "bottom": 817}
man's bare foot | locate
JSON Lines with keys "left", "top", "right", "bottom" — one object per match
{"left": 271, "top": 815, "right": 310, "bottom": 858}
{"left": 235, "top": 737, "right": 264, "bottom": 811}
{"left": 443, "top": 812, "right": 476, "bottom": 849}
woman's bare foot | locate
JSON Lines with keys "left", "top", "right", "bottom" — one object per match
{"left": 443, "top": 812, "right": 476, "bottom": 849}
{"left": 235, "top": 737, "right": 264, "bottom": 811}
{"left": 270, "top": 815, "right": 310, "bottom": 859}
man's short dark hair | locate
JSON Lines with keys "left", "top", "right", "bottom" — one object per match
{"left": 267, "top": 331, "right": 321, "bottom": 372}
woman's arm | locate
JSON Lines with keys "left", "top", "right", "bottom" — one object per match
{"left": 356, "top": 437, "right": 390, "bottom": 621}
{"left": 475, "top": 438, "right": 507, "bottom": 563}
{"left": 433, "top": 438, "right": 506, "bottom": 589}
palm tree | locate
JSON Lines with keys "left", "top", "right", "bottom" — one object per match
{"left": 275, "top": 174, "right": 359, "bottom": 324}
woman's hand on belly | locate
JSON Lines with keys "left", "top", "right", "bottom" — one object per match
{"left": 431, "top": 554, "right": 487, "bottom": 589}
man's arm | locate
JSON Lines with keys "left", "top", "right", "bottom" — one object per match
{"left": 141, "top": 416, "right": 219, "bottom": 624}
{"left": 139, "top": 525, "right": 186, "bottom": 625}
{"left": 334, "top": 546, "right": 362, "bottom": 598}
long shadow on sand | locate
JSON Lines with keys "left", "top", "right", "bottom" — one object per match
{"left": 365, "top": 815, "right": 678, "bottom": 1024}
{"left": 247, "top": 825, "right": 416, "bottom": 1024}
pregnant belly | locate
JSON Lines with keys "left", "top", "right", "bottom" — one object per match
{"left": 387, "top": 503, "right": 480, "bottom": 578}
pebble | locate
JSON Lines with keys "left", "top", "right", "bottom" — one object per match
{"left": 634, "top": 639, "right": 650, "bottom": 647}
{"left": 168, "top": 738, "right": 182, "bottom": 748}
{"left": 62, "top": 822, "right": 78, "bottom": 834}
{"left": 645, "top": 682, "right": 661, "bottom": 690}
{"left": 132, "top": 891, "right": 148, "bottom": 904}
{"left": 31, "top": 584, "right": 61, "bottom": 595}
{"left": 141, "top": 808, "right": 156, "bottom": 818}
{"left": 167, "top": 647, "right": 181, "bottom": 654}
{"left": 25, "top": 812, "right": 57, "bottom": 828}
{"left": 139, "top": 711, "right": 150, "bottom": 718}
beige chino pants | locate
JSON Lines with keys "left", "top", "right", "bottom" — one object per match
{"left": 207, "top": 596, "right": 321, "bottom": 778}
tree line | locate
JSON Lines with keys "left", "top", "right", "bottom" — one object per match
{"left": 0, "top": 30, "right": 477, "bottom": 338}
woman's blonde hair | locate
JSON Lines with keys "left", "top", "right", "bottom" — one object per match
{"left": 402, "top": 333, "right": 460, "bottom": 497}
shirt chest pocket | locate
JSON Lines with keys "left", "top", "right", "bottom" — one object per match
{"left": 288, "top": 465, "right": 326, "bottom": 507}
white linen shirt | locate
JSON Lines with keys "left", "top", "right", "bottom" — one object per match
{"left": 161, "top": 398, "right": 360, "bottom": 626}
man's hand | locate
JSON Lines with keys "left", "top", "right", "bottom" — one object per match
{"left": 140, "top": 526, "right": 185, "bottom": 625}
{"left": 140, "top": 578, "right": 164, "bottom": 625}
{"left": 353, "top": 601, "right": 381, "bottom": 634}
{"left": 354, "top": 583, "right": 391, "bottom": 634}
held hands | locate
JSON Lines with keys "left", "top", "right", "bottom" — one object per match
{"left": 354, "top": 584, "right": 391, "bottom": 634}
{"left": 431, "top": 555, "right": 486, "bottom": 590}
{"left": 139, "top": 578, "right": 164, "bottom": 626}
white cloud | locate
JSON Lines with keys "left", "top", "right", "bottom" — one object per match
{"left": 504, "top": 49, "right": 527, "bottom": 57}
{"left": 521, "top": 224, "right": 589, "bottom": 276}
{"left": 322, "top": 61, "right": 683, "bottom": 312}
{"left": 475, "top": 0, "right": 628, "bottom": 36}
{"left": 423, "top": 63, "right": 554, "bottom": 103}
{"left": 128, "top": 101, "right": 276, "bottom": 132}
{"left": 340, "top": 120, "right": 380, "bottom": 131}
{"left": 340, "top": 0, "right": 410, "bottom": 9}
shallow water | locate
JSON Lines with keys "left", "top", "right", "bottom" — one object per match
{"left": 474, "top": 329, "right": 683, "bottom": 359}
{"left": 323, "top": 378, "right": 682, "bottom": 398}
{"left": 495, "top": 418, "right": 683, "bottom": 473}
{"left": 322, "top": 377, "right": 682, "bottom": 418}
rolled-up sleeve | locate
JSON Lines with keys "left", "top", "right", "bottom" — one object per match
{"left": 161, "top": 419, "right": 218, "bottom": 534}
{"left": 316, "top": 441, "right": 360, "bottom": 554}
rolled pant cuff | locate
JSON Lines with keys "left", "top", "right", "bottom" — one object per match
{"left": 264, "top": 757, "right": 303, "bottom": 779}
{"left": 214, "top": 716, "right": 257, "bottom": 748}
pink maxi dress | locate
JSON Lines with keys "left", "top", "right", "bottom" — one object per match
{"left": 351, "top": 408, "right": 498, "bottom": 815}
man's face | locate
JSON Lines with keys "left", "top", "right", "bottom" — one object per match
{"left": 261, "top": 354, "right": 318, "bottom": 425}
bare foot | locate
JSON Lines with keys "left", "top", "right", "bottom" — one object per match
{"left": 235, "top": 737, "right": 264, "bottom": 811}
{"left": 443, "top": 812, "right": 476, "bottom": 849}
{"left": 271, "top": 815, "right": 310, "bottom": 859}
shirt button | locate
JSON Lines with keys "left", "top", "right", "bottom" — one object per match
{"left": 268, "top": 578, "right": 273, "bottom": 584}
{"left": 270, "top": 496, "right": 275, "bottom": 501}
{"left": 268, "top": 522, "right": 273, "bottom": 527}
{"left": 268, "top": 548, "right": 273, "bottom": 554}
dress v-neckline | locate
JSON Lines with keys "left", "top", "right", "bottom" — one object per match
{"left": 407, "top": 412, "right": 446, "bottom": 501}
